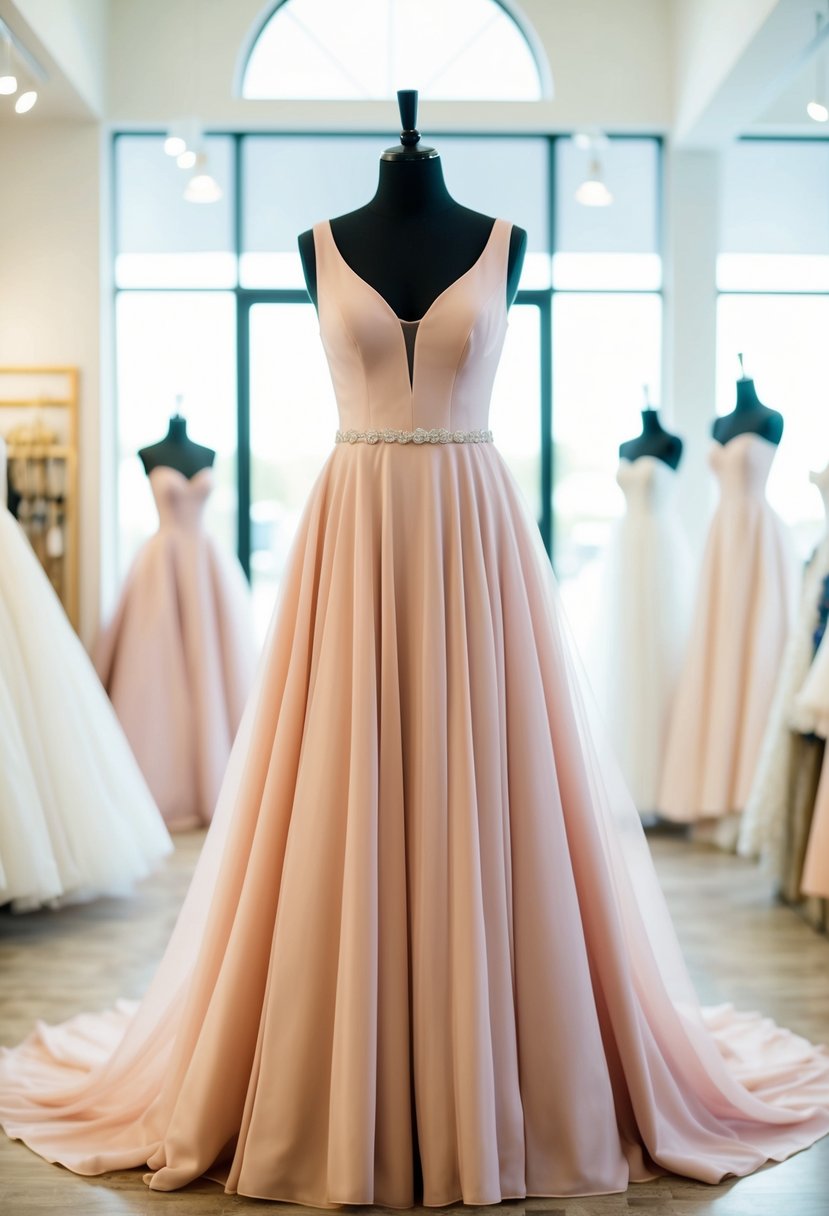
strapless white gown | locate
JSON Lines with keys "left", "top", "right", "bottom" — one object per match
{"left": 584, "top": 457, "right": 692, "bottom": 815}
{"left": 738, "top": 523, "right": 829, "bottom": 879}
{"left": 740, "top": 463, "right": 829, "bottom": 897}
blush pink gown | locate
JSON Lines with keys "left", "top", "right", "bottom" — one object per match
{"left": 95, "top": 467, "right": 257, "bottom": 830}
{"left": 1, "top": 218, "right": 828, "bottom": 1206}
{"left": 658, "top": 434, "right": 797, "bottom": 834}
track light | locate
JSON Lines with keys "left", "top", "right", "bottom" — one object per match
{"left": 14, "top": 88, "right": 36, "bottom": 113}
{"left": 165, "top": 118, "right": 203, "bottom": 167}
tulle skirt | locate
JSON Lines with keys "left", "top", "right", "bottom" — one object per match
{"left": 1, "top": 444, "right": 828, "bottom": 1205}
{"left": 0, "top": 510, "right": 172, "bottom": 912}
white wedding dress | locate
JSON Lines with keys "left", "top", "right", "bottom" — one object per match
{"left": 0, "top": 439, "right": 172, "bottom": 912}
{"left": 738, "top": 463, "right": 829, "bottom": 881}
{"left": 791, "top": 470, "right": 829, "bottom": 739}
{"left": 577, "top": 457, "right": 692, "bottom": 815}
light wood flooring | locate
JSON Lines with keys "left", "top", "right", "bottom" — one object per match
{"left": 1, "top": 831, "right": 828, "bottom": 1216}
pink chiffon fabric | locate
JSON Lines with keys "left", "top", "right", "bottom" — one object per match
{"left": 1, "top": 217, "right": 828, "bottom": 1207}
{"left": 95, "top": 467, "right": 257, "bottom": 830}
{"left": 658, "top": 435, "right": 797, "bottom": 826}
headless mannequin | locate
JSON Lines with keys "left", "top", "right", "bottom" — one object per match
{"left": 138, "top": 411, "right": 215, "bottom": 479}
{"left": 619, "top": 390, "right": 683, "bottom": 470}
{"left": 298, "top": 90, "right": 527, "bottom": 367}
{"left": 712, "top": 356, "right": 784, "bottom": 446}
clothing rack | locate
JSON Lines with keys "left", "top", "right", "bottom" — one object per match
{"left": 0, "top": 367, "right": 80, "bottom": 630}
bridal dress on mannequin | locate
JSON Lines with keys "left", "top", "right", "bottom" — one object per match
{"left": 587, "top": 456, "right": 692, "bottom": 816}
{"left": 739, "top": 463, "right": 829, "bottom": 894}
{"left": 658, "top": 434, "right": 798, "bottom": 844}
{"left": 0, "top": 438, "right": 171, "bottom": 912}
{"left": 1, "top": 219, "right": 829, "bottom": 1206}
{"left": 789, "top": 466, "right": 829, "bottom": 902}
{"left": 95, "top": 466, "right": 257, "bottom": 830}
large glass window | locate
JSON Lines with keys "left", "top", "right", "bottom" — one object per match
{"left": 242, "top": 0, "right": 546, "bottom": 100}
{"left": 240, "top": 134, "right": 550, "bottom": 290}
{"left": 115, "top": 135, "right": 235, "bottom": 288}
{"left": 553, "top": 294, "right": 663, "bottom": 580}
{"left": 551, "top": 137, "right": 663, "bottom": 579}
{"left": 115, "top": 292, "right": 237, "bottom": 576}
{"left": 554, "top": 138, "right": 661, "bottom": 291}
{"left": 717, "top": 138, "right": 829, "bottom": 555}
{"left": 114, "top": 132, "right": 663, "bottom": 634}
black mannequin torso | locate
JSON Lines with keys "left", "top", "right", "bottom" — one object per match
{"left": 619, "top": 407, "right": 683, "bottom": 470}
{"left": 298, "top": 94, "right": 526, "bottom": 321}
{"left": 712, "top": 366, "right": 783, "bottom": 446}
{"left": 138, "top": 414, "right": 215, "bottom": 479}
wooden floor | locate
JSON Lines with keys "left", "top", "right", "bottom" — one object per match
{"left": 1, "top": 831, "right": 828, "bottom": 1215}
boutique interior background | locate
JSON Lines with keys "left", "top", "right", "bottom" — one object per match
{"left": 0, "top": 0, "right": 826, "bottom": 646}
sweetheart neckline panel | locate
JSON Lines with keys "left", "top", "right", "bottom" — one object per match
{"left": 711, "top": 431, "right": 780, "bottom": 452}
{"left": 618, "top": 455, "right": 678, "bottom": 471}
{"left": 147, "top": 465, "right": 214, "bottom": 486}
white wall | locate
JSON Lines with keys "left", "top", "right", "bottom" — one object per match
{"left": 107, "top": 0, "right": 673, "bottom": 132}
{"left": 0, "top": 120, "right": 104, "bottom": 646}
{"left": 673, "top": 0, "right": 780, "bottom": 137}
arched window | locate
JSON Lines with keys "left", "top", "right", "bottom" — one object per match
{"left": 240, "top": 0, "right": 548, "bottom": 101}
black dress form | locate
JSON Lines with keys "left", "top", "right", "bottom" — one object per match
{"left": 713, "top": 360, "right": 783, "bottom": 446}
{"left": 298, "top": 91, "right": 527, "bottom": 323}
{"left": 619, "top": 406, "right": 683, "bottom": 470}
{"left": 138, "top": 414, "right": 215, "bottom": 479}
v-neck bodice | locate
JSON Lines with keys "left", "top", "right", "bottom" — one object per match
{"left": 313, "top": 217, "right": 512, "bottom": 434}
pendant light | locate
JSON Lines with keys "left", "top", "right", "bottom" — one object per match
{"left": 573, "top": 129, "right": 614, "bottom": 207}
{"left": 0, "top": 34, "right": 17, "bottom": 95}
{"left": 807, "top": 9, "right": 828, "bottom": 122}
{"left": 184, "top": 153, "right": 223, "bottom": 204}
{"left": 575, "top": 158, "right": 613, "bottom": 207}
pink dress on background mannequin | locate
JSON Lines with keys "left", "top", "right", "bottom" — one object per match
{"left": 658, "top": 434, "right": 797, "bottom": 839}
{"left": 95, "top": 466, "right": 257, "bottom": 830}
{"left": 1, "top": 218, "right": 828, "bottom": 1207}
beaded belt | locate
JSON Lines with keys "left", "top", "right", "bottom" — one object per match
{"left": 335, "top": 427, "right": 493, "bottom": 445}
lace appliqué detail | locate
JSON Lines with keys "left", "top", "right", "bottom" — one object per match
{"left": 335, "top": 427, "right": 493, "bottom": 446}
